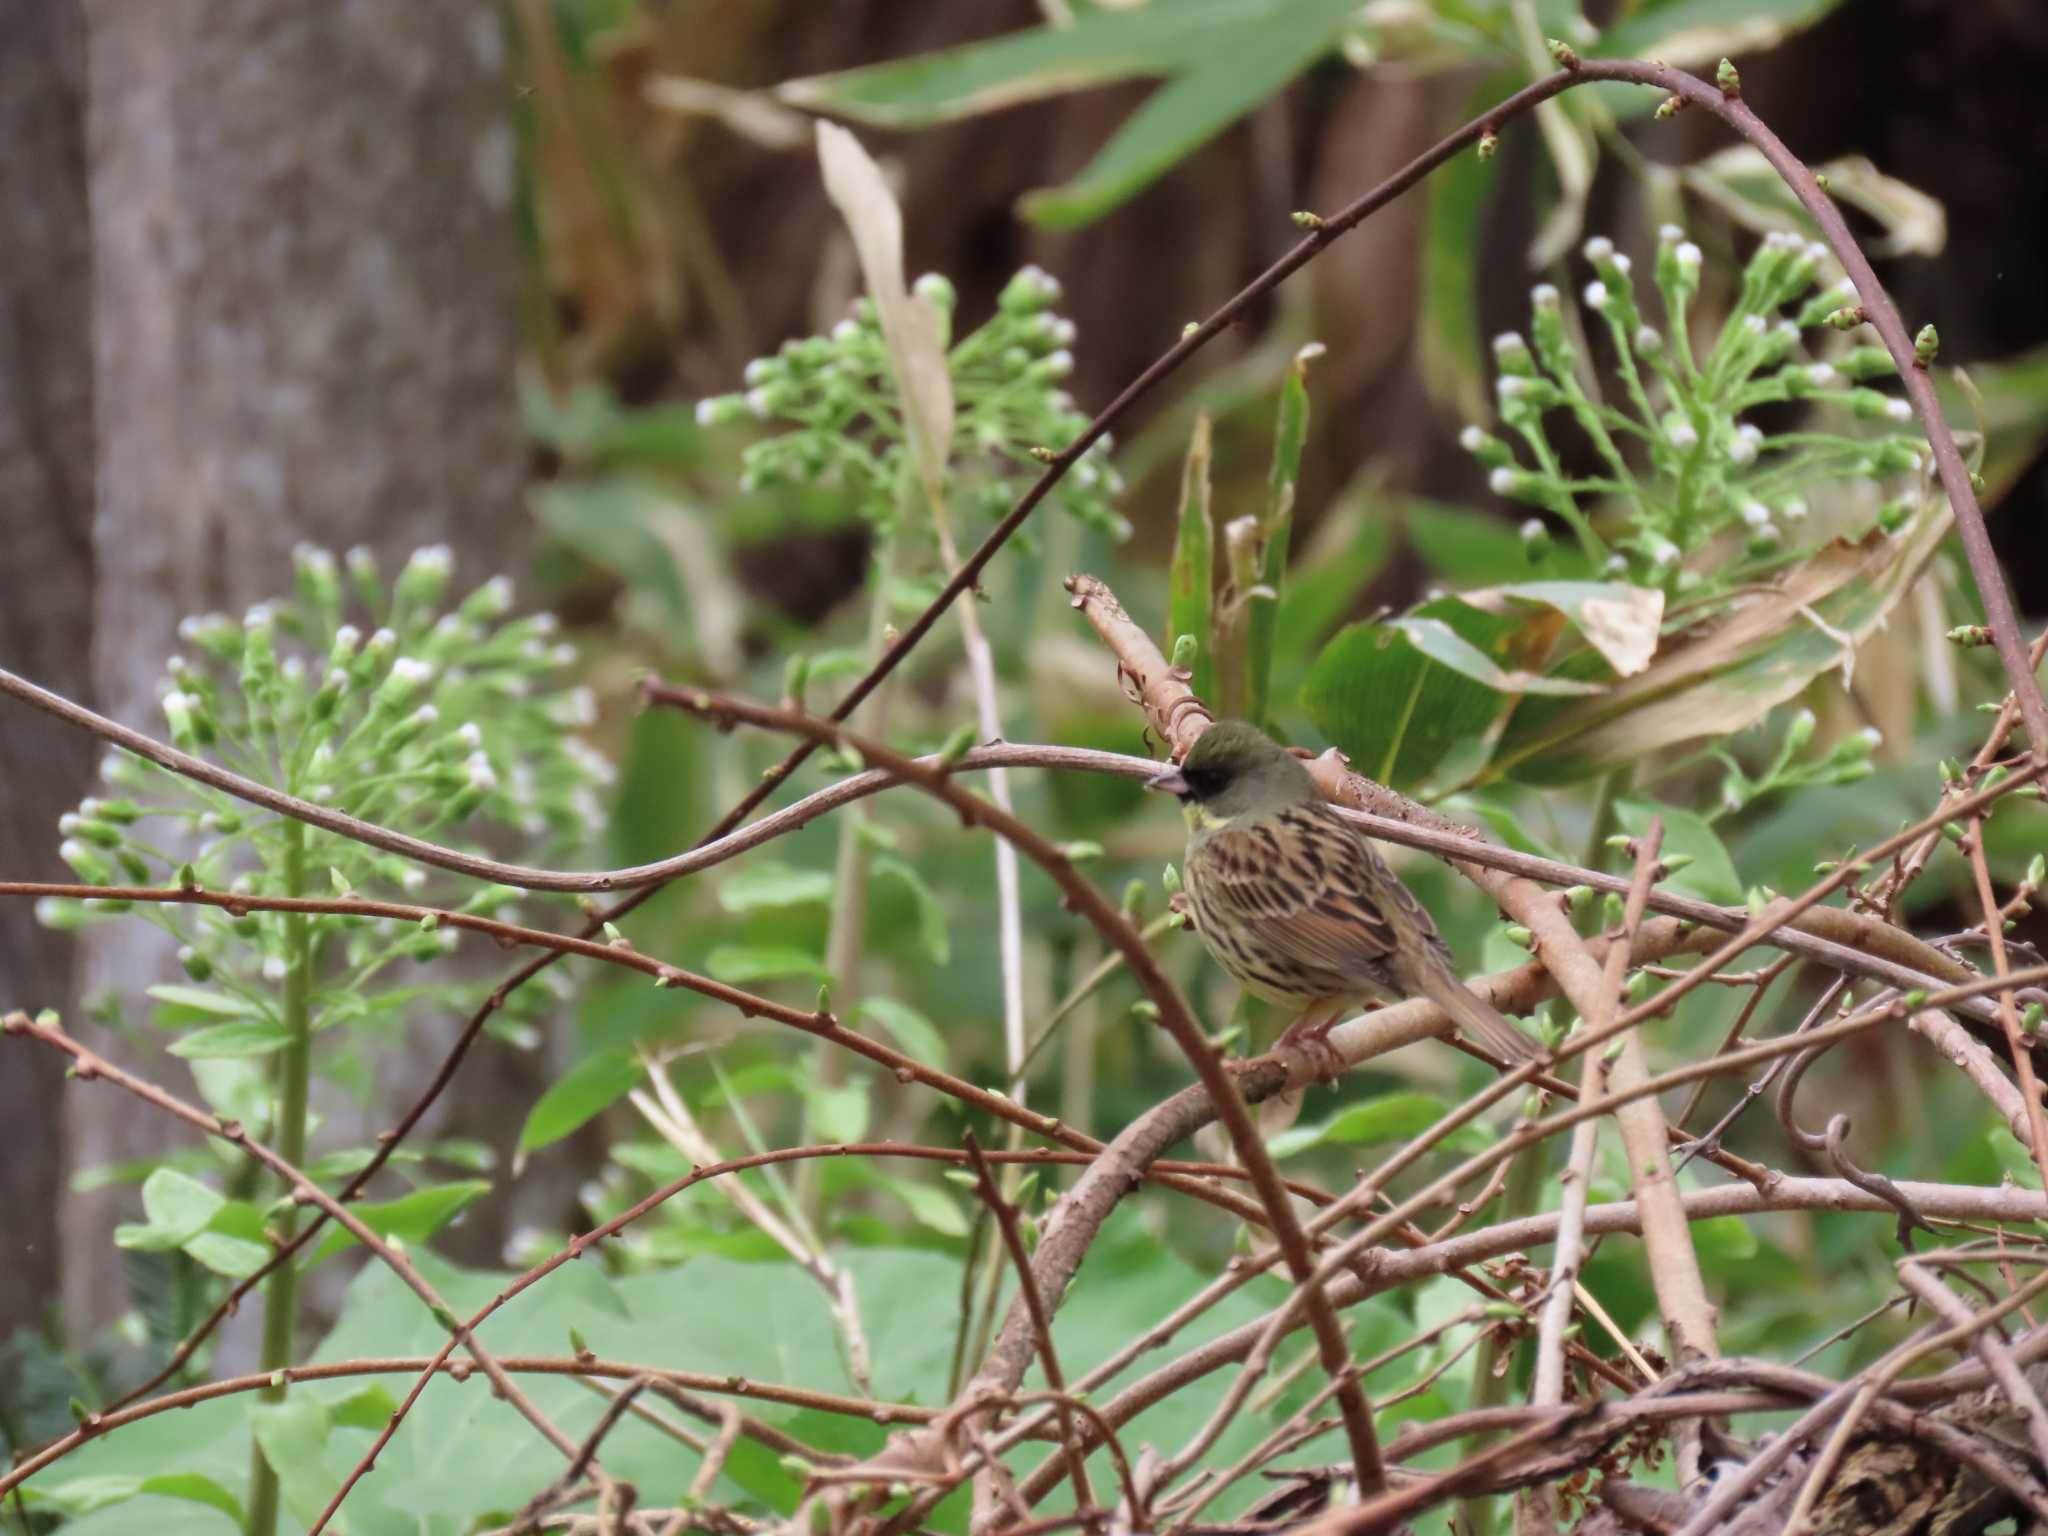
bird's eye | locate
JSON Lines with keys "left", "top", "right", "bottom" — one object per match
{"left": 1181, "top": 766, "right": 1224, "bottom": 799}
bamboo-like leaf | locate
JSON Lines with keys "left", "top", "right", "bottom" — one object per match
{"left": 816, "top": 122, "right": 954, "bottom": 505}
{"left": 1246, "top": 345, "right": 1317, "bottom": 729}
{"left": 1166, "top": 413, "right": 1215, "bottom": 704}
{"left": 1595, "top": 0, "right": 1849, "bottom": 73}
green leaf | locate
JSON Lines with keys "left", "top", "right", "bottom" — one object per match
{"left": 804, "top": 1084, "right": 871, "bottom": 1144}
{"left": 1246, "top": 349, "right": 1313, "bottom": 728}
{"left": 1303, "top": 597, "right": 1527, "bottom": 792}
{"left": 1273, "top": 495, "right": 1394, "bottom": 663}
{"left": 1166, "top": 413, "right": 1215, "bottom": 705}
{"left": 874, "top": 855, "right": 950, "bottom": 966}
{"left": 1615, "top": 799, "right": 1744, "bottom": 906}
{"left": 718, "top": 860, "right": 835, "bottom": 913}
{"left": 1494, "top": 520, "right": 1946, "bottom": 784}
{"left": 1595, "top": 0, "right": 1847, "bottom": 70}
{"left": 305, "top": 1180, "right": 494, "bottom": 1269}
{"left": 777, "top": 0, "right": 1264, "bottom": 127}
{"left": 885, "top": 1179, "right": 969, "bottom": 1239}
{"left": 1268, "top": 1093, "right": 1479, "bottom": 1159}
{"left": 1018, "top": 0, "right": 1363, "bottom": 229}
{"left": 705, "top": 945, "right": 828, "bottom": 984}
{"left": 145, "top": 983, "right": 259, "bottom": 1017}
{"left": 114, "top": 1169, "right": 225, "bottom": 1252}
{"left": 1387, "top": 615, "right": 1604, "bottom": 696}
{"left": 27, "top": 1472, "right": 238, "bottom": 1522}
{"left": 182, "top": 1231, "right": 272, "bottom": 1279}
{"left": 517, "top": 1050, "right": 641, "bottom": 1158}
{"left": 329, "top": 1383, "right": 401, "bottom": 1431}
{"left": 166, "top": 1018, "right": 297, "bottom": 1059}
{"left": 248, "top": 1393, "right": 334, "bottom": 1533}
{"left": 853, "top": 997, "right": 947, "bottom": 1068}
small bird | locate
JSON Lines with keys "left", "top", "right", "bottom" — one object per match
{"left": 1147, "top": 721, "right": 1540, "bottom": 1069}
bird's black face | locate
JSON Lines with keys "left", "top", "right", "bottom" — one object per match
{"left": 1144, "top": 721, "right": 1311, "bottom": 815}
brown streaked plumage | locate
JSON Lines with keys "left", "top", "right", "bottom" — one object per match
{"left": 1148, "top": 721, "right": 1540, "bottom": 1068}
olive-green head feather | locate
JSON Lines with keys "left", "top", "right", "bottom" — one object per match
{"left": 1146, "top": 721, "right": 1315, "bottom": 822}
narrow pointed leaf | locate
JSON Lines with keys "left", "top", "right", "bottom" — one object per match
{"left": 1166, "top": 413, "right": 1215, "bottom": 704}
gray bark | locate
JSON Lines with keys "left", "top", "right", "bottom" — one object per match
{"left": 68, "top": 0, "right": 541, "bottom": 1330}
{"left": 0, "top": 0, "right": 94, "bottom": 1358}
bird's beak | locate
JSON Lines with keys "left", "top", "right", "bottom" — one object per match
{"left": 1146, "top": 764, "right": 1190, "bottom": 797}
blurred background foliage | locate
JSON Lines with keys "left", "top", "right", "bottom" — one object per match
{"left": 14, "top": 1, "right": 2048, "bottom": 1531}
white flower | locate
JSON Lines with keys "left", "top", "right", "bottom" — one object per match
{"left": 1531, "top": 283, "right": 1560, "bottom": 308}
{"left": 408, "top": 704, "right": 440, "bottom": 727}
{"left": 745, "top": 388, "right": 773, "bottom": 419}
{"left": 1667, "top": 417, "right": 1699, "bottom": 449}
{"left": 390, "top": 657, "right": 434, "bottom": 688}
{"left": 1676, "top": 241, "right": 1702, "bottom": 269}
{"left": 1611, "top": 252, "right": 1632, "bottom": 275}
{"left": 1459, "top": 425, "right": 1488, "bottom": 452}
{"left": 1885, "top": 398, "right": 1913, "bottom": 421}
{"left": 831, "top": 319, "right": 859, "bottom": 344}
{"left": 693, "top": 399, "right": 718, "bottom": 427}
{"left": 409, "top": 545, "right": 453, "bottom": 577}
{"left": 457, "top": 722, "right": 483, "bottom": 749}
{"left": 1497, "top": 375, "right": 1530, "bottom": 399}
{"left": 1743, "top": 314, "right": 1767, "bottom": 336}
{"left": 335, "top": 624, "right": 361, "bottom": 650}
{"left": 1805, "top": 363, "right": 1838, "bottom": 387}
{"left": 1488, "top": 468, "right": 1519, "bottom": 496}
{"left": 1583, "top": 281, "right": 1609, "bottom": 310}
{"left": 1781, "top": 498, "right": 1809, "bottom": 521}
{"left": 1741, "top": 499, "right": 1772, "bottom": 527}
{"left": 464, "top": 751, "right": 498, "bottom": 793}
{"left": 1647, "top": 537, "right": 1680, "bottom": 566}
{"left": 263, "top": 956, "right": 288, "bottom": 982}
{"left": 743, "top": 357, "right": 774, "bottom": 386}
{"left": 1659, "top": 223, "right": 1685, "bottom": 244}
{"left": 1492, "top": 331, "right": 1527, "bottom": 355}
{"left": 1520, "top": 518, "right": 1547, "bottom": 541}
{"left": 1582, "top": 236, "right": 1614, "bottom": 263}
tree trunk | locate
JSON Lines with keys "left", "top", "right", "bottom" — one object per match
{"left": 0, "top": 0, "right": 94, "bottom": 1363}
{"left": 67, "top": 0, "right": 547, "bottom": 1332}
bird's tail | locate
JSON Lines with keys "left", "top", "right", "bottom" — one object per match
{"left": 1416, "top": 957, "right": 1542, "bottom": 1065}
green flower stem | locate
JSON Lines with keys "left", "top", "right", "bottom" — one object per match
{"left": 245, "top": 818, "right": 312, "bottom": 1536}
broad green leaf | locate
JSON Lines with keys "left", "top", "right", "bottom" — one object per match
{"left": 706, "top": 945, "right": 829, "bottom": 984}
{"left": 1019, "top": 10, "right": 1352, "bottom": 229}
{"left": 516, "top": 1050, "right": 640, "bottom": 1159}
{"left": 853, "top": 997, "right": 947, "bottom": 1067}
{"left": 166, "top": 1018, "right": 297, "bottom": 1059}
{"left": 182, "top": 1231, "right": 271, "bottom": 1280}
{"left": 804, "top": 1083, "right": 871, "bottom": 1144}
{"left": 145, "top": 984, "right": 259, "bottom": 1017}
{"left": 778, "top": 0, "right": 1273, "bottom": 127}
{"left": 248, "top": 1394, "right": 334, "bottom": 1534}
{"left": 1681, "top": 145, "right": 1944, "bottom": 259}
{"left": 114, "top": 1168, "right": 224, "bottom": 1252}
{"left": 330, "top": 1383, "right": 401, "bottom": 1431}
{"left": 1167, "top": 413, "right": 1215, "bottom": 704}
{"left": 305, "top": 1180, "right": 494, "bottom": 1269}
{"left": 28, "top": 1473, "right": 235, "bottom": 1521}
{"left": 1302, "top": 597, "right": 1524, "bottom": 791}
{"left": 1246, "top": 347, "right": 1314, "bottom": 728}
{"left": 1269, "top": 1093, "right": 1481, "bottom": 1159}
{"left": 718, "top": 860, "right": 835, "bottom": 913}
{"left": 1616, "top": 799, "right": 1743, "bottom": 905}
{"left": 1494, "top": 517, "right": 1948, "bottom": 784}
{"left": 1387, "top": 615, "right": 1604, "bottom": 696}
{"left": 885, "top": 1178, "right": 969, "bottom": 1239}
{"left": 874, "top": 854, "right": 950, "bottom": 966}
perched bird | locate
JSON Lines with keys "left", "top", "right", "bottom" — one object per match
{"left": 1147, "top": 721, "right": 1540, "bottom": 1069}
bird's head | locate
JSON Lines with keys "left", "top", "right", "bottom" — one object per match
{"left": 1145, "top": 721, "right": 1316, "bottom": 825}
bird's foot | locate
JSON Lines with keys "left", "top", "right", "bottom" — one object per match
{"left": 1275, "top": 1006, "right": 1349, "bottom": 1083}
